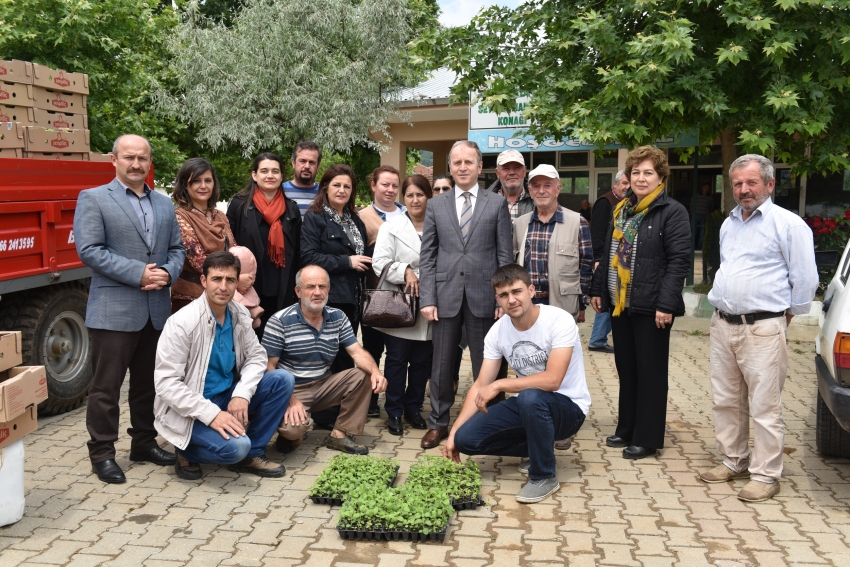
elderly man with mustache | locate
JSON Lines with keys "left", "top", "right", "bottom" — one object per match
{"left": 701, "top": 154, "right": 818, "bottom": 502}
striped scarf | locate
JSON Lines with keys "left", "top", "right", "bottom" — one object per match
{"left": 611, "top": 183, "right": 665, "bottom": 316}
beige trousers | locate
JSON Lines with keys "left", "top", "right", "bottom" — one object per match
{"left": 277, "top": 368, "right": 373, "bottom": 440}
{"left": 709, "top": 311, "right": 788, "bottom": 483}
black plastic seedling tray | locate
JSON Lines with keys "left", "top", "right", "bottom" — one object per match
{"left": 310, "top": 466, "right": 399, "bottom": 506}
{"left": 450, "top": 495, "right": 484, "bottom": 510}
{"left": 337, "top": 523, "right": 449, "bottom": 543}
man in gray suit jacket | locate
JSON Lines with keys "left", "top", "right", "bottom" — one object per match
{"left": 74, "top": 134, "right": 185, "bottom": 484}
{"left": 419, "top": 140, "right": 513, "bottom": 448}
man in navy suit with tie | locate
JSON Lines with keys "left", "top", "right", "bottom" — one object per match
{"left": 419, "top": 140, "right": 513, "bottom": 449}
{"left": 74, "top": 134, "right": 186, "bottom": 483}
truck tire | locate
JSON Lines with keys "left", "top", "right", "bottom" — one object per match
{"left": 0, "top": 282, "right": 92, "bottom": 415}
{"left": 816, "top": 390, "right": 850, "bottom": 458}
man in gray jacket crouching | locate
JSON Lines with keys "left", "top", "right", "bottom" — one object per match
{"left": 154, "top": 251, "right": 294, "bottom": 479}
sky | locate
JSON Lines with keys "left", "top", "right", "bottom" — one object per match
{"left": 437, "top": 0, "right": 522, "bottom": 28}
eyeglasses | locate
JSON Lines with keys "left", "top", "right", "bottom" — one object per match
{"left": 433, "top": 185, "right": 452, "bottom": 194}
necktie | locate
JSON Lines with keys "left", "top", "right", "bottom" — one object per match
{"left": 460, "top": 192, "right": 472, "bottom": 242}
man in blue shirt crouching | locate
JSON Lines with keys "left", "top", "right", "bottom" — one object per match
{"left": 154, "top": 251, "right": 294, "bottom": 480}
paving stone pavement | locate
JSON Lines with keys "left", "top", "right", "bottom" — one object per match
{"left": 2, "top": 315, "right": 850, "bottom": 566}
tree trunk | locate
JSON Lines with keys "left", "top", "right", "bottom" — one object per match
{"left": 720, "top": 127, "right": 738, "bottom": 214}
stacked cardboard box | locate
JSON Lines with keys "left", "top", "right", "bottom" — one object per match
{"left": 0, "top": 59, "right": 91, "bottom": 160}
{"left": 0, "top": 331, "right": 45, "bottom": 528}
{"left": 0, "top": 332, "right": 46, "bottom": 448}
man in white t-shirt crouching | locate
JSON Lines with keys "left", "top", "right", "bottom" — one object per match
{"left": 443, "top": 264, "right": 591, "bottom": 503}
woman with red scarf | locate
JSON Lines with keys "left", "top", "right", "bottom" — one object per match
{"left": 227, "top": 152, "right": 302, "bottom": 339}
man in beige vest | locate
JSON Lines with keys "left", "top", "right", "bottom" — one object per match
{"left": 513, "top": 164, "right": 593, "bottom": 450}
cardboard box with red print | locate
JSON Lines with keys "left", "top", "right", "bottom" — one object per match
{"left": 30, "top": 86, "right": 86, "bottom": 114}
{"left": 32, "top": 63, "right": 88, "bottom": 95}
{"left": 24, "top": 126, "right": 90, "bottom": 153}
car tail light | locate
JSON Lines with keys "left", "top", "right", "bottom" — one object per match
{"left": 834, "top": 333, "right": 850, "bottom": 386}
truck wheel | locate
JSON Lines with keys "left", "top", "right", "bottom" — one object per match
{"left": 0, "top": 283, "right": 92, "bottom": 415}
{"left": 816, "top": 390, "right": 850, "bottom": 458}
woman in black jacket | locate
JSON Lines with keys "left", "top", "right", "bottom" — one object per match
{"left": 301, "top": 164, "right": 370, "bottom": 372}
{"left": 227, "top": 152, "right": 301, "bottom": 339}
{"left": 589, "top": 145, "right": 690, "bottom": 460}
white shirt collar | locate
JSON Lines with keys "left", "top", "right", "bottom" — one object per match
{"left": 455, "top": 184, "right": 479, "bottom": 200}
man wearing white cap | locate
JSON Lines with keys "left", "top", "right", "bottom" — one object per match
{"left": 513, "top": 164, "right": 593, "bottom": 320}
{"left": 512, "top": 164, "right": 593, "bottom": 450}
{"left": 488, "top": 149, "right": 534, "bottom": 220}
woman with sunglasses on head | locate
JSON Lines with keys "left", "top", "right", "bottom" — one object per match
{"left": 227, "top": 152, "right": 302, "bottom": 339}
{"left": 171, "top": 158, "right": 236, "bottom": 313}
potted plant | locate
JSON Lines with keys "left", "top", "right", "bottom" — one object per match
{"left": 309, "top": 454, "right": 399, "bottom": 505}
{"left": 406, "top": 455, "right": 483, "bottom": 510}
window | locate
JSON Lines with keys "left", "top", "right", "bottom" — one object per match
{"left": 560, "top": 152, "right": 589, "bottom": 168}
{"left": 594, "top": 151, "right": 618, "bottom": 168}
{"left": 531, "top": 152, "right": 557, "bottom": 169}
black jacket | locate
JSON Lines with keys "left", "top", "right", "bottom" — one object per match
{"left": 589, "top": 191, "right": 691, "bottom": 316}
{"left": 226, "top": 190, "right": 302, "bottom": 310}
{"left": 301, "top": 208, "right": 368, "bottom": 306}
{"left": 591, "top": 191, "right": 621, "bottom": 262}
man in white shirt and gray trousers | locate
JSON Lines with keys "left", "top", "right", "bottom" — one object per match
{"left": 701, "top": 154, "right": 818, "bottom": 502}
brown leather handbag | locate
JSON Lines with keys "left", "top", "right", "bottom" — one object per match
{"left": 360, "top": 263, "right": 418, "bottom": 328}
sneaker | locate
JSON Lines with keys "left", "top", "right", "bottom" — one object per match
{"left": 175, "top": 454, "right": 202, "bottom": 480}
{"left": 699, "top": 464, "right": 750, "bottom": 484}
{"left": 554, "top": 437, "right": 573, "bottom": 450}
{"left": 275, "top": 434, "right": 303, "bottom": 454}
{"left": 325, "top": 434, "right": 369, "bottom": 455}
{"left": 229, "top": 454, "right": 286, "bottom": 478}
{"left": 518, "top": 459, "right": 530, "bottom": 475}
{"left": 516, "top": 476, "right": 560, "bottom": 503}
{"left": 737, "top": 480, "right": 779, "bottom": 502}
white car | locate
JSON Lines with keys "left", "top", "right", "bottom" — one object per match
{"left": 815, "top": 246, "right": 850, "bottom": 457}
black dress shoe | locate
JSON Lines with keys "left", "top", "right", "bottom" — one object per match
{"left": 175, "top": 455, "right": 203, "bottom": 480}
{"left": 588, "top": 344, "right": 615, "bottom": 353}
{"left": 368, "top": 402, "right": 381, "bottom": 418}
{"left": 130, "top": 446, "right": 177, "bottom": 466}
{"left": 404, "top": 411, "right": 427, "bottom": 429}
{"left": 605, "top": 435, "right": 629, "bottom": 448}
{"left": 387, "top": 416, "right": 403, "bottom": 436}
{"left": 92, "top": 459, "right": 126, "bottom": 484}
{"left": 623, "top": 445, "right": 658, "bottom": 460}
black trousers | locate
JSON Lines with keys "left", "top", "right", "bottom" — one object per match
{"left": 361, "top": 323, "right": 385, "bottom": 409}
{"left": 383, "top": 333, "right": 432, "bottom": 417}
{"left": 610, "top": 309, "right": 673, "bottom": 449}
{"left": 329, "top": 302, "right": 360, "bottom": 375}
{"left": 87, "top": 319, "right": 160, "bottom": 463}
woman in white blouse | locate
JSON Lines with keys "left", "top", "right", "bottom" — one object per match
{"left": 371, "top": 175, "right": 432, "bottom": 436}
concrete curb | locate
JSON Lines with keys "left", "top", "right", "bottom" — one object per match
{"left": 682, "top": 289, "right": 822, "bottom": 326}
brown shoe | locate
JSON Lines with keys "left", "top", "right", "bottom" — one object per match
{"left": 229, "top": 454, "right": 286, "bottom": 478}
{"left": 554, "top": 436, "right": 573, "bottom": 450}
{"left": 275, "top": 434, "right": 303, "bottom": 454}
{"left": 700, "top": 464, "right": 750, "bottom": 484}
{"left": 421, "top": 428, "right": 448, "bottom": 449}
{"left": 737, "top": 480, "right": 779, "bottom": 502}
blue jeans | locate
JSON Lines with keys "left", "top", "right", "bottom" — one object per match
{"left": 178, "top": 370, "right": 294, "bottom": 465}
{"left": 589, "top": 310, "right": 612, "bottom": 348}
{"left": 454, "top": 389, "right": 586, "bottom": 480}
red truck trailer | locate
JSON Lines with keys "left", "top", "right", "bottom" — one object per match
{"left": 0, "top": 158, "right": 156, "bottom": 414}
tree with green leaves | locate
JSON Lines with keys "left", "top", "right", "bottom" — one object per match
{"left": 156, "top": 0, "right": 413, "bottom": 160}
{"left": 412, "top": 0, "right": 850, "bottom": 212}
